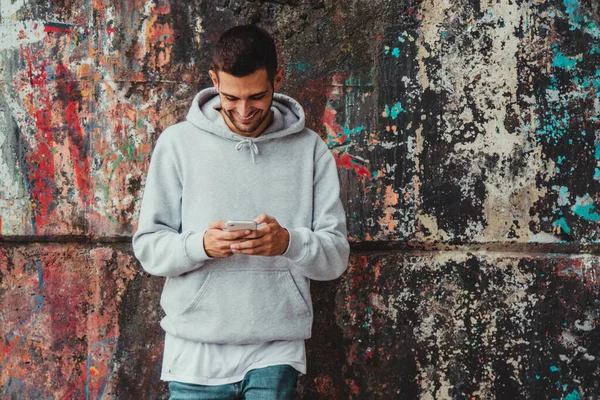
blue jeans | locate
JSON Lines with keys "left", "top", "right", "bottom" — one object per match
{"left": 168, "top": 364, "right": 298, "bottom": 400}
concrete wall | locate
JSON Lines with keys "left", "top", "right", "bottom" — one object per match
{"left": 1, "top": 0, "right": 599, "bottom": 398}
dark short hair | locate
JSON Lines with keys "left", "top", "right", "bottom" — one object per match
{"left": 212, "top": 25, "right": 278, "bottom": 82}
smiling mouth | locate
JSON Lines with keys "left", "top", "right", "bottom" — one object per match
{"left": 236, "top": 111, "right": 259, "bottom": 123}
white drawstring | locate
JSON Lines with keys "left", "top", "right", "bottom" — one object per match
{"left": 235, "top": 139, "right": 259, "bottom": 163}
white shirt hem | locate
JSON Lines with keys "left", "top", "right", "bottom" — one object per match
{"left": 161, "top": 361, "right": 306, "bottom": 386}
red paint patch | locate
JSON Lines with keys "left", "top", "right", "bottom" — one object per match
{"left": 334, "top": 153, "right": 371, "bottom": 178}
{"left": 44, "top": 25, "right": 72, "bottom": 34}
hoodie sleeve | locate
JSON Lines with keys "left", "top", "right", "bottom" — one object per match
{"left": 283, "top": 147, "right": 350, "bottom": 281}
{"left": 132, "top": 132, "right": 210, "bottom": 277}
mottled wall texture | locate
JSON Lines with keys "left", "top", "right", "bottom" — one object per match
{"left": 1, "top": 0, "right": 599, "bottom": 398}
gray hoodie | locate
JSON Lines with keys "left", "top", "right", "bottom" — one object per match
{"left": 132, "top": 88, "right": 349, "bottom": 345}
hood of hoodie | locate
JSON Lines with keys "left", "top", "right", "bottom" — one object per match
{"left": 186, "top": 87, "right": 306, "bottom": 142}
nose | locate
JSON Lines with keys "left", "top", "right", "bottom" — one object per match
{"left": 238, "top": 100, "right": 251, "bottom": 117}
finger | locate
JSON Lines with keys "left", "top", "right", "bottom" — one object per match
{"left": 220, "top": 230, "right": 254, "bottom": 240}
{"left": 253, "top": 213, "right": 273, "bottom": 225}
{"left": 238, "top": 230, "right": 266, "bottom": 240}
{"left": 209, "top": 220, "right": 226, "bottom": 229}
{"left": 231, "top": 238, "right": 264, "bottom": 251}
{"left": 255, "top": 221, "right": 275, "bottom": 235}
{"left": 232, "top": 243, "right": 269, "bottom": 255}
{"left": 212, "top": 249, "right": 233, "bottom": 258}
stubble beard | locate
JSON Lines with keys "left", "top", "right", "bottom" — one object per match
{"left": 223, "top": 98, "right": 273, "bottom": 135}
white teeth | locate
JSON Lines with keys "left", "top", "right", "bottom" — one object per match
{"left": 239, "top": 112, "right": 257, "bottom": 122}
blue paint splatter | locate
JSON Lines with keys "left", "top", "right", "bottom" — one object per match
{"left": 553, "top": 186, "right": 571, "bottom": 206}
{"left": 392, "top": 47, "right": 401, "bottom": 58}
{"left": 552, "top": 48, "right": 580, "bottom": 70}
{"left": 287, "top": 61, "right": 310, "bottom": 73}
{"left": 564, "top": 389, "right": 582, "bottom": 400}
{"left": 550, "top": 365, "right": 560, "bottom": 372}
{"left": 553, "top": 218, "right": 571, "bottom": 234}
{"left": 563, "top": 0, "right": 600, "bottom": 38}
{"left": 552, "top": 52, "right": 577, "bottom": 69}
{"left": 571, "top": 194, "right": 600, "bottom": 221}
{"left": 385, "top": 102, "right": 407, "bottom": 119}
{"left": 343, "top": 125, "right": 365, "bottom": 136}
{"left": 327, "top": 125, "right": 365, "bottom": 147}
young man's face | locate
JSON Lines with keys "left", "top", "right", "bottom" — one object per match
{"left": 209, "top": 68, "right": 283, "bottom": 138}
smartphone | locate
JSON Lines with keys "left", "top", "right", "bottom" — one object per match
{"left": 224, "top": 220, "right": 257, "bottom": 232}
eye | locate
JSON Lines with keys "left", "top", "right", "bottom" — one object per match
{"left": 225, "top": 96, "right": 237, "bottom": 101}
{"left": 250, "top": 95, "right": 265, "bottom": 100}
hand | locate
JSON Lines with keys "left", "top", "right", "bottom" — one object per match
{"left": 203, "top": 220, "right": 253, "bottom": 258}
{"left": 229, "top": 214, "right": 290, "bottom": 256}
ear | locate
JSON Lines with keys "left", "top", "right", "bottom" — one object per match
{"left": 209, "top": 70, "right": 219, "bottom": 90}
{"left": 273, "top": 68, "right": 284, "bottom": 92}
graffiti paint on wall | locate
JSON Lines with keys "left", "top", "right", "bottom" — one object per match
{"left": 1, "top": 0, "right": 599, "bottom": 398}
{"left": 0, "top": 0, "right": 202, "bottom": 236}
{"left": 305, "top": 252, "right": 600, "bottom": 399}
{"left": 1, "top": 0, "right": 598, "bottom": 243}
{"left": 0, "top": 244, "right": 139, "bottom": 397}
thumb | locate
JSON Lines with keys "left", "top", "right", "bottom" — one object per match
{"left": 209, "top": 220, "right": 226, "bottom": 229}
{"left": 253, "top": 214, "right": 272, "bottom": 224}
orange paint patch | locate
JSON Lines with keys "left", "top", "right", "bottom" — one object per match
{"left": 148, "top": 22, "right": 175, "bottom": 45}
{"left": 378, "top": 186, "right": 400, "bottom": 233}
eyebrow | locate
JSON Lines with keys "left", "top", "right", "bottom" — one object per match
{"left": 221, "top": 90, "right": 269, "bottom": 99}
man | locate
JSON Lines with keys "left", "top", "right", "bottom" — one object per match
{"left": 132, "top": 25, "right": 349, "bottom": 399}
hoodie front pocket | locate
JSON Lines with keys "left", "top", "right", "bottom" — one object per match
{"left": 178, "top": 273, "right": 215, "bottom": 316}
{"left": 174, "top": 269, "right": 312, "bottom": 344}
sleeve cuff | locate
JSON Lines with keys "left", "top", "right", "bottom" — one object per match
{"left": 183, "top": 231, "right": 212, "bottom": 263}
{"left": 282, "top": 228, "right": 308, "bottom": 262}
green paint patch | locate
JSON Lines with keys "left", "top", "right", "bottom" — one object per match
{"left": 157, "top": 34, "right": 171, "bottom": 43}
